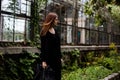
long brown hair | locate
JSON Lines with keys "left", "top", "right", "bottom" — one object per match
{"left": 40, "top": 12, "right": 58, "bottom": 36}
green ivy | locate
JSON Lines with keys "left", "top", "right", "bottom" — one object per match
{"left": 0, "top": 51, "right": 39, "bottom": 80}
{"left": 62, "top": 49, "right": 80, "bottom": 71}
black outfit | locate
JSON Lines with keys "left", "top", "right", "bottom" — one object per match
{"left": 40, "top": 30, "right": 62, "bottom": 80}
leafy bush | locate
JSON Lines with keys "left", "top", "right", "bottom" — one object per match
{"left": 62, "top": 66, "right": 112, "bottom": 80}
{"left": 98, "top": 57, "right": 116, "bottom": 70}
{"left": 0, "top": 51, "right": 39, "bottom": 80}
{"left": 62, "top": 43, "right": 120, "bottom": 80}
{"left": 62, "top": 49, "right": 80, "bottom": 71}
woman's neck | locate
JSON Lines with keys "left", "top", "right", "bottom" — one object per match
{"left": 49, "top": 27, "right": 55, "bottom": 34}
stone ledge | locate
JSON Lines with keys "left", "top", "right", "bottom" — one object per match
{"left": 61, "top": 45, "right": 111, "bottom": 52}
{"left": 0, "top": 47, "right": 40, "bottom": 54}
{"left": 0, "top": 45, "right": 120, "bottom": 54}
{"left": 103, "top": 71, "right": 120, "bottom": 80}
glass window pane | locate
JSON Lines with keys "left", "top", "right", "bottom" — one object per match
{"left": 67, "top": 26, "right": 72, "bottom": 44}
{"left": 14, "top": 18, "right": 30, "bottom": 42}
{"left": 1, "top": 0, "right": 31, "bottom": 16}
{"left": 99, "top": 33, "right": 108, "bottom": 44}
{"left": 27, "top": 1, "right": 31, "bottom": 16}
{"left": 89, "top": 31, "right": 98, "bottom": 44}
{"left": 1, "top": 0, "right": 14, "bottom": 12}
{"left": 64, "top": 2, "right": 73, "bottom": 25}
{"left": 15, "top": 0, "right": 21, "bottom": 14}
{"left": 21, "top": 0, "right": 26, "bottom": 14}
{"left": 60, "top": 25, "right": 66, "bottom": 45}
{"left": 0, "top": 14, "right": 29, "bottom": 42}
{"left": 78, "top": 17, "right": 86, "bottom": 28}
{"left": 85, "top": 30, "right": 90, "bottom": 44}
{"left": 77, "top": 31, "right": 81, "bottom": 44}
{"left": 26, "top": 19, "right": 30, "bottom": 40}
{"left": 1, "top": 14, "right": 14, "bottom": 41}
{"left": 14, "top": 18, "right": 25, "bottom": 42}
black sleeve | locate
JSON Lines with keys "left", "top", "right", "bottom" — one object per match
{"left": 40, "top": 36, "right": 48, "bottom": 62}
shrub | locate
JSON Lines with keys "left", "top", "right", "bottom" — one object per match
{"left": 0, "top": 51, "right": 39, "bottom": 80}
{"left": 62, "top": 66, "right": 112, "bottom": 80}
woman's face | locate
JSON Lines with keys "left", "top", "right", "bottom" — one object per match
{"left": 54, "top": 17, "right": 59, "bottom": 25}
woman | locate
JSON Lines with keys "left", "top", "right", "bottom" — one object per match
{"left": 40, "top": 12, "right": 62, "bottom": 80}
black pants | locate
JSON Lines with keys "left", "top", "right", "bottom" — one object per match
{"left": 47, "top": 59, "right": 61, "bottom": 80}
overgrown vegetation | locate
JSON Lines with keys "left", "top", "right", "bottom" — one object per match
{"left": 0, "top": 43, "right": 120, "bottom": 80}
{"left": 62, "top": 43, "right": 120, "bottom": 80}
{"left": 84, "top": 0, "right": 120, "bottom": 27}
{"left": 0, "top": 51, "right": 40, "bottom": 80}
{"left": 62, "top": 66, "right": 112, "bottom": 80}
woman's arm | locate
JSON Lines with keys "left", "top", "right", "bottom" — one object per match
{"left": 40, "top": 36, "right": 48, "bottom": 68}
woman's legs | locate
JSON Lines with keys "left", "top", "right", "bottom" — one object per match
{"left": 49, "top": 59, "right": 61, "bottom": 80}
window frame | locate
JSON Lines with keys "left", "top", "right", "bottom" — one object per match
{"left": 0, "top": 0, "right": 32, "bottom": 42}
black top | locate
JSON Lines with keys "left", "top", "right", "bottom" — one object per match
{"left": 40, "top": 30, "right": 62, "bottom": 64}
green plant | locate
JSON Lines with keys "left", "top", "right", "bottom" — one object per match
{"left": 108, "top": 43, "right": 120, "bottom": 72}
{"left": 109, "top": 43, "right": 118, "bottom": 56}
{"left": 0, "top": 51, "right": 39, "bottom": 80}
{"left": 62, "top": 49, "right": 80, "bottom": 71}
{"left": 100, "top": 58, "right": 115, "bottom": 70}
{"left": 71, "top": 48, "right": 80, "bottom": 57}
{"left": 86, "top": 51, "right": 95, "bottom": 66}
{"left": 62, "top": 66, "right": 112, "bottom": 80}
{"left": 84, "top": 0, "right": 120, "bottom": 27}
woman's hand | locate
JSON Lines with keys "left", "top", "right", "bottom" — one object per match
{"left": 61, "top": 58, "right": 64, "bottom": 64}
{"left": 42, "top": 61, "right": 47, "bottom": 69}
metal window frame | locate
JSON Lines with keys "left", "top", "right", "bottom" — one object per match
{"left": 42, "top": 0, "right": 120, "bottom": 45}
{"left": 0, "top": 0, "right": 32, "bottom": 42}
